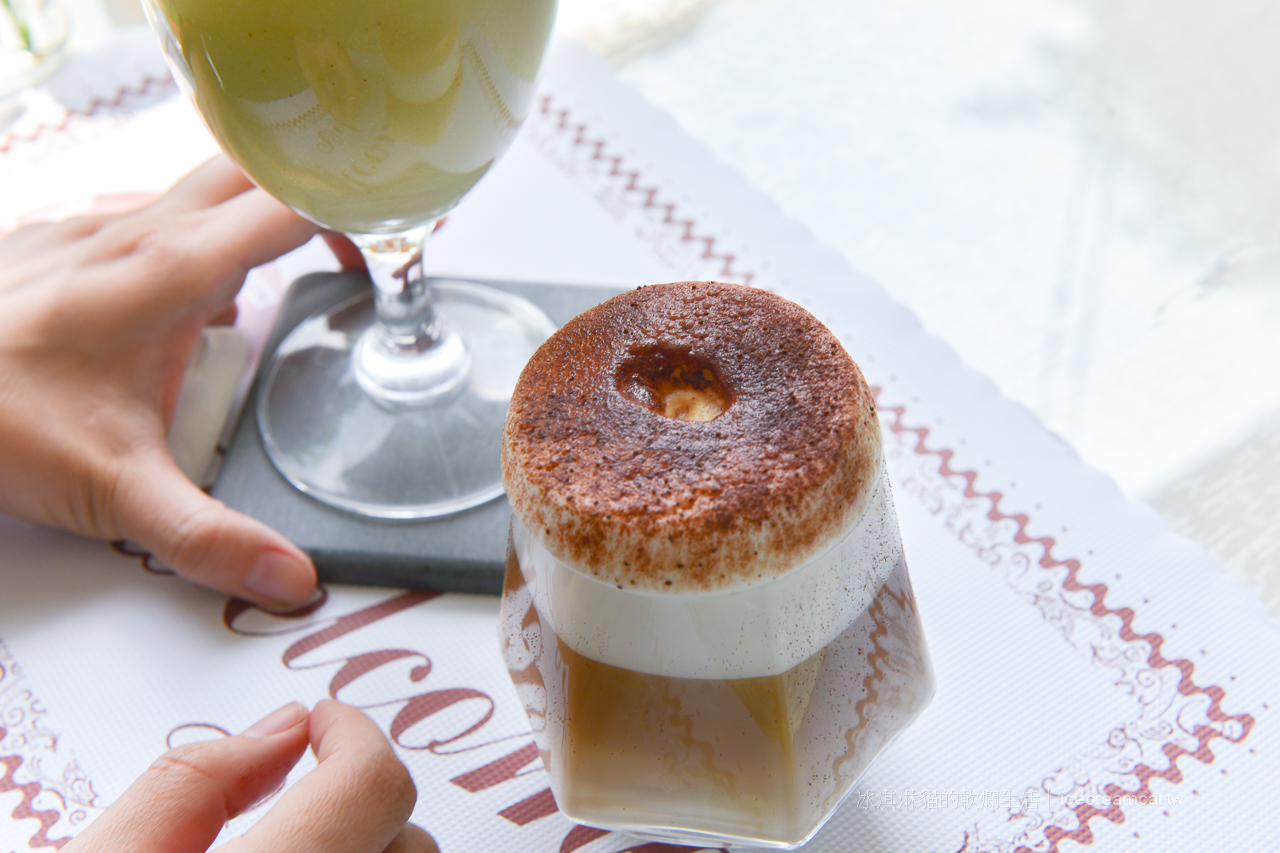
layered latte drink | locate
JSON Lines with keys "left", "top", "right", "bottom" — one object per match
{"left": 499, "top": 282, "right": 934, "bottom": 849}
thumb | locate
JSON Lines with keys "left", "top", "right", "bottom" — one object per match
{"left": 65, "top": 703, "right": 310, "bottom": 853}
{"left": 116, "top": 445, "right": 316, "bottom": 606}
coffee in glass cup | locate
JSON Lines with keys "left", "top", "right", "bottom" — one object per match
{"left": 499, "top": 282, "right": 933, "bottom": 849}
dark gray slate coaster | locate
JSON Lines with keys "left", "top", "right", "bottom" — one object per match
{"left": 212, "top": 271, "right": 624, "bottom": 596}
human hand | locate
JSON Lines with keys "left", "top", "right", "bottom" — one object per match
{"left": 64, "top": 699, "right": 436, "bottom": 853}
{"left": 0, "top": 156, "right": 320, "bottom": 606}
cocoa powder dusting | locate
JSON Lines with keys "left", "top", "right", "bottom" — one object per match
{"left": 501, "top": 282, "right": 881, "bottom": 592}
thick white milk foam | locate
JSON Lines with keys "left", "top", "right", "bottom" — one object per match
{"left": 510, "top": 466, "right": 904, "bottom": 680}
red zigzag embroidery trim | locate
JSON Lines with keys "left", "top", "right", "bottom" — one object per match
{"left": 0, "top": 73, "right": 176, "bottom": 154}
{"left": 0, "top": 733, "right": 70, "bottom": 850}
{"left": 536, "top": 94, "right": 754, "bottom": 287}
{"left": 876, "top": 397, "right": 1255, "bottom": 853}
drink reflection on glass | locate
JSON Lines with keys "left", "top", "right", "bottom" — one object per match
{"left": 142, "top": 0, "right": 559, "bottom": 517}
{"left": 499, "top": 282, "right": 935, "bottom": 850}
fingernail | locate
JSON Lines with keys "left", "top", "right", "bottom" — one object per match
{"left": 244, "top": 550, "right": 315, "bottom": 605}
{"left": 242, "top": 702, "right": 305, "bottom": 738}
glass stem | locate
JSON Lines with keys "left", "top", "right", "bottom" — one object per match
{"left": 353, "top": 221, "right": 439, "bottom": 354}
{"left": 349, "top": 219, "right": 472, "bottom": 407}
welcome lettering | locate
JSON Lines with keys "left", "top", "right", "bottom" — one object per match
{"left": 221, "top": 590, "right": 708, "bottom": 853}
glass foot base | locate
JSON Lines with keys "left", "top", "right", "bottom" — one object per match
{"left": 257, "top": 280, "right": 557, "bottom": 519}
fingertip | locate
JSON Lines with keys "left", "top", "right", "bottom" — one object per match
{"left": 306, "top": 698, "right": 344, "bottom": 738}
{"left": 241, "top": 702, "right": 308, "bottom": 739}
{"left": 305, "top": 699, "right": 345, "bottom": 754}
{"left": 75, "top": 702, "right": 312, "bottom": 852}
{"left": 307, "top": 701, "right": 414, "bottom": 805}
{"left": 243, "top": 547, "right": 317, "bottom": 607}
{"left": 118, "top": 452, "right": 318, "bottom": 605}
{"left": 386, "top": 823, "right": 441, "bottom": 853}
{"left": 229, "top": 700, "right": 417, "bottom": 852}
{"left": 306, "top": 699, "right": 380, "bottom": 755}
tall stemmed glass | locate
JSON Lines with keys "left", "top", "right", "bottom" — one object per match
{"left": 143, "top": 0, "right": 559, "bottom": 517}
